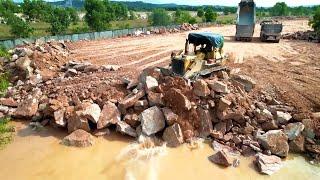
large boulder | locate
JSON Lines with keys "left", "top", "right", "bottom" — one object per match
{"left": 289, "top": 135, "right": 305, "bottom": 153}
{"left": 66, "top": 107, "right": 91, "bottom": 133}
{"left": 54, "top": 108, "right": 66, "bottom": 127}
{"left": 97, "top": 102, "right": 120, "bottom": 129}
{"left": 14, "top": 89, "right": 41, "bottom": 118}
{"left": 116, "top": 121, "right": 137, "bottom": 137}
{"left": 193, "top": 79, "right": 210, "bottom": 97}
{"left": 80, "top": 103, "right": 101, "bottom": 123}
{"left": 255, "top": 153, "right": 283, "bottom": 175}
{"left": 162, "top": 107, "right": 178, "bottom": 126}
{"left": 276, "top": 111, "right": 292, "bottom": 124}
{"left": 212, "top": 140, "right": 241, "bottom": 156}
{"left": 162, "top": 123, "right": 183, "bottom": 147}
{"left": 0, "top": 98, "right": 18, "bottom": 107}
{"left": 197, "top": 108, "right": 213, "bottom": 137}
{"left": 232, "top": 74, "right": 256, "bottom": 92}
{"left": 208, "top": 150, "right": 233, "bottom": 167}
{"left": 62, "top": 129, "right": 94, "bottom": 147}
{"left": 144, "top": 76, "right": 158, "bottom": 91}
{"left": 208, "top": 81, "right": 229, "bottom": 93}
{"left": 147, "top": 91, "right": 164, "bottom": 106}
{"left": 140, "top": 106, "right": 165, "bottom": 135}
{"left": 257, "top": 130, "right": 289, "bottom": 157}
{"left": 118, "top": 90, "right": 145, "bottom": 113}
{"left": 163, "top": 88, "right": 191, "bottom": 111}
{"left": 284, "top": 122, "right": 304, "bottom": 140}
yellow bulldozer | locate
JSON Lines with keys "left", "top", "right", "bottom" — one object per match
{"left": 170, "top": 32, "right": 226, "bottom": 79}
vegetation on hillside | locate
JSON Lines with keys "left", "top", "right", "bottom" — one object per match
{"left": 309, "top": 7, "right": 320, "bottom": 34}
{"left": 0, "top": 117, "right": 14, "bottom": 149}
{"left": 0, "top": 0, "right": 319, "bottom": 40}
{"left": 148, "top": 8, "right": 172, "bottom": 26}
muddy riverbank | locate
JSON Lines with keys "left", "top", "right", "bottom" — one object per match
{"left": 0, "top": 121, "right": 319, "bottom": 180}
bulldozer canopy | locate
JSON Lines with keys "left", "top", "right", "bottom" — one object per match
{"left": 188, "top": 32, "right": 224, "bottom": 48}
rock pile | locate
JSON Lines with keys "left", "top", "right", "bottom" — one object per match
{"left": 1, "top": 40, "right": 70, "bottom": 83}
{"left": 282, "top": 30, "right": 320, "bottom": 42}
{"left": 136, "top": 23, "right": 200, "bottom": 36}
{"left": 1, "top": 41, "right": 320, "bottom": 175}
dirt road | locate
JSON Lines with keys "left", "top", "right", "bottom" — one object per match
{"left": 66, "top": 19, "right": 319, "bottom": 113}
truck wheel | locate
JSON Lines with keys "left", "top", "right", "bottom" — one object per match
{"left": 235, "top": 37, "right": 240, "bottom": 41}
{"left": 274, "top": 39, "right": 280, "bottom": 43}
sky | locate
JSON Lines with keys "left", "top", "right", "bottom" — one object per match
{"left": 112, "top": 0, "right": 320, "bottom": 7}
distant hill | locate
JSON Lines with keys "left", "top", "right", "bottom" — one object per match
{"left": 48, "top": 0, "right": 222, "bottom": 11}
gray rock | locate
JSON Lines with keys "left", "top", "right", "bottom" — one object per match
{"left": 284, "top": 122, "right": 304, "bottom": 140}
{"left": 208, "top": 81, "right": 229, "bottom": 93}
{"left": 54, "top": 109, "right": 66, "bottom": 127}
{"left": 198, "top": 108, "right": 213, "bottom": 137}
{"left": 144, "top": 76, "right": 158, "bottom": 91}
{"left": 232, "top": 74, "right": 256, "bottom": 92}
{"left": 276, "top": 111, "right": 292, "bottom": 124}
{"left": 140, "top": 106, "right": 165, "bottom": 135}
{"left": 163, "top": 123, "right": 183, "bottom": 147}
{"left": 14, "top": 89, "right": 42, "bottom": 118}
{"left": 81, "top": 103, "right": 101, "bottom": 124}
{"left": 116, "top": 121, "right": 137, "bottom": 137}
{"left": 257, "top": 130, "right": 289, "bottom": 157}
{"left": 162, "top": 107, "right": 178, "bottom": 126}
{"left": 208, "top": 150, "right": 233, "bottom": 167}
{"left": 255, "top": 153, "right": 282, "bottom": 175}
{"left": 65, "top": 68, "right": 77, "bottom": 77}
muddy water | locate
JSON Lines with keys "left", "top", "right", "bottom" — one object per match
{"left": 0, "top": 121, "right": 319, "bottom": 180}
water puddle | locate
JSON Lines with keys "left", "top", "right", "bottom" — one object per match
{"left": 0, "top": 121, "right": 319, "bottom": 180}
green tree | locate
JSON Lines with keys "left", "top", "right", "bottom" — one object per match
{"left": 0, "top": 0, "right": 20, "bottom": 15}
{"left": 204, "top": 7, "right": 217, "bottom": 22}
{"left": 197, "top": 8, "right": 204, "bottom": 17}
{"left": 84, "top": 0, "right": 111, "bottom": 31}
{"left": 271, "top": 2, "right": 289, "bottom": 16}
{"left": 129, "top": 10, "right": 136, "bottom": 20}
{"left": 49, "top": 8, "right": 71, "bottom": 35}
{"left": 309, "top": 7, "right": 320, "bottom": 34}
{"left": 6, "top": 15, "right": 34, "bottom": 38}
{"left": 148, "top": 8, "right": 171, "bottom": 26}
{"left": 175, "top": 10, "right": 192, "bottom": 24}
{"left": 66, "top": 7, "right": 79, "bottom": 25}
{"left": 21, "top": 0, "right": 52, "bottom": 22}
{"left": 111, "top": 2, "right": 128, "bottom": 20}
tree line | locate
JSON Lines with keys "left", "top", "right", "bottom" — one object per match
{"left": 0, "top": 0, "right": 319, "bottom": 39}
{"left": 0, "top": 0, "right": 128, "bottom": 38}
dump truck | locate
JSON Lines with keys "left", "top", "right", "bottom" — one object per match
{"left": 235, "top": 0, "right": 256, "bottom": 41}
{"left": 169, "top": 32, "right": 226, "bottom": 79}
{"left": 260, "top": 20, "right": 283, "bottom": 43}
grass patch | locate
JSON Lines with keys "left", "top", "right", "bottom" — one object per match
{"left": 0, "top": 117, "right": 14, "bottom": 149}
{"left": 0, "top": 45, "right": 10, "bottom": 59}
{"left": 0, "top": 73, "right": 10, "bottom": 97}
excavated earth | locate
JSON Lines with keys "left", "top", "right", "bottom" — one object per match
{"left": 61, "top": 19, "right": 319, "bottom": 115}
{"left": 1, "top": 19, "right": 320, "bottom": 175}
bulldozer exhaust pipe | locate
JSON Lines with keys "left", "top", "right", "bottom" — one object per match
{"left": 185, "top": 39, "right": 189, "bottom": 55}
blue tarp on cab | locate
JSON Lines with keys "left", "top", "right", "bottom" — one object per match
{"left": 188, "top": 32, "right": 224, "bottom": 48}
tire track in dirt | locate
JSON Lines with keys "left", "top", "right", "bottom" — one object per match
{"left": 122, "top": 49, "right": 173, "bottom": 67}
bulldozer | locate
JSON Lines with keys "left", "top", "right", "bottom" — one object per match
{"left": 170, "top": 32, "right": 226, "bottom": 79}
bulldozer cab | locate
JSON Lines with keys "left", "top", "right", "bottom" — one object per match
{"left": 171, "top": 32, "right": 225, "bottom": 78}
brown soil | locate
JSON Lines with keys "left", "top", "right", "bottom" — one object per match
{"left": 40, "top": 19, "right": 319, "bottom": 115}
